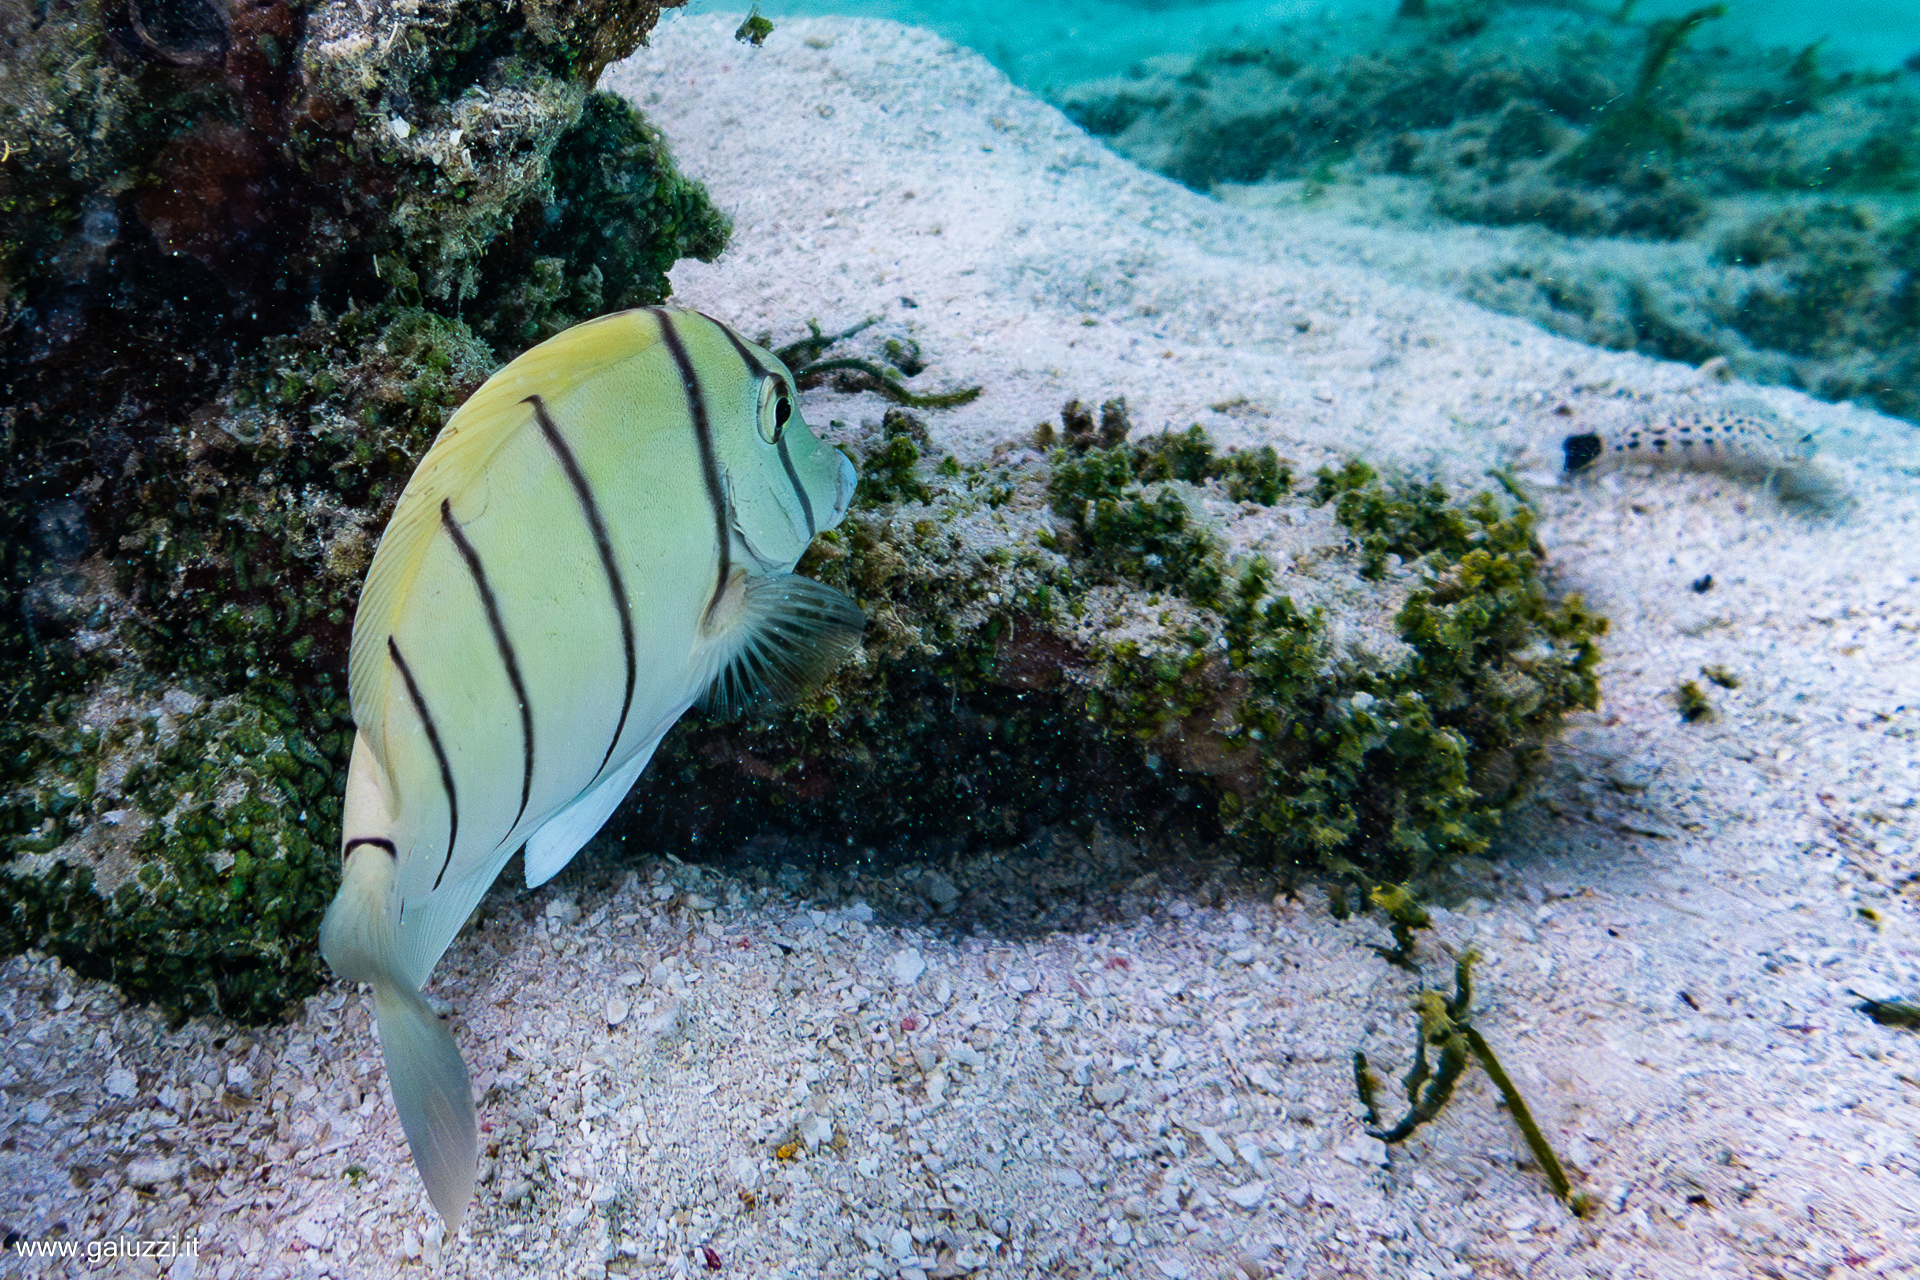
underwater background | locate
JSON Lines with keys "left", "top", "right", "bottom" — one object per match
{"left": 747, "top": 0, "right": 1920, "bottom": 90}
{"left": 733, "top": 0, "right": 1920, "bottom": 421}
{"left": 4, "top": 1, "right": 1920, "bottom": 1274}
{"left": 0, "top": 0, "right": 1912, "bottom": 1037}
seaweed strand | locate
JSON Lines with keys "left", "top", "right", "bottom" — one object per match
{"left": 1357, "top": 941, "right": 1591, "bottom": 1214}
{"left": 774, "top": 318, "right": 878, "bottom": 369}
{"left": 1462, "top": 1025, "right": 1575, "bottom": 1203}
{"left": 774, "top": 318, "right": 983, "bottom": 408}
{"left": 1353, "top": 1051, "right": 1385, "bottom": 1129}
{"left": 793, "top": 357, "right": 983, "bottom": 408}
{"left": 1369, "top": 881, "right": 1431, "bottom": 971}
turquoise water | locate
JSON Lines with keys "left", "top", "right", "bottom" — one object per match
{"left": 735, "top": 0, "right": 1920, "bottom": 90}
{"left": 696, "top": 0, "right": 1920, "bottom": 422}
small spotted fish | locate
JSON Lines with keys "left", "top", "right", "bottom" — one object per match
{"left": 318, "top": 306, "right": 862, "bottom": 1223}
{"left": 1560, "top": 397, "right": 1818, "bottom": 487}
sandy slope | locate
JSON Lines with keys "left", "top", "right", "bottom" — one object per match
{"left": 4, "top": 15, "right": 1919, "bottom": 1280}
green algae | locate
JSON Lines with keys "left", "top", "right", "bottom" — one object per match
{"left": 854, "top": 409, "right": 938, "bottom": 506}
{"left": 1701, "top": 664, "right": 1739, "bottom": 690}
{"left": 1557, "top": 5, "right": 1727, "bottom": 187}
{"left": 1367, "top": 881, "right": 1431, "bottom": 971}
{"left": 2, "top": 684, "right": 346, "bottom": 1022}
{"left": 1251, "top": 460, "right": 1603, "bottom": 882}
{"left": 781, "top": 319, "right": 984, "bottom": 410}
{"left": 1677, "top": 679, "right": 1716, "bottom": 722}
{"left": 476, "top": 91, "right": 731, "bottom": 351}
{"left": 1852, "top": 991, "right": 1920, "bottom": 1031}
{"left": 735, "top": 7, "right": 775, "bottom": 48}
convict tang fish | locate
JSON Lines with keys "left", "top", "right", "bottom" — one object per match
{"left": 319, "top": 306, "right": 862, "bottom": 1223}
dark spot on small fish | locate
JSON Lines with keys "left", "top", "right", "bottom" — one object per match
{"left": 1690, "top": 574, "right": 1714, "bottom": 593}
{"left": 1563, "top": 433, "right": 1603, "bottom": 472}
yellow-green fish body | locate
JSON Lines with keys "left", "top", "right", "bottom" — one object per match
{"left": 319, "top": 306, "right": 861, "bottom": 1223}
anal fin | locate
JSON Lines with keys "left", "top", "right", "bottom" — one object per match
{"left": 522, "top": 733, "right": 661, "bottom": 887}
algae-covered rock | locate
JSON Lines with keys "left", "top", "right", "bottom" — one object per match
{"left": 618, "top": 404, "right": 1602, "bottom": 892}
{"left": 0, "top": 0, "right": 726, "bottom": 1020}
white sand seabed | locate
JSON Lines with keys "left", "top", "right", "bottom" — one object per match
{"left": 5, "top": 14, "right": 1920, "bottom": 1280}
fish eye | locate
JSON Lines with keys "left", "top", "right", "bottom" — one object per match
{"left": 757, "top": 378, "right": 792, "bottom": 444}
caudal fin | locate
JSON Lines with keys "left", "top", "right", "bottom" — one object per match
{"left": 372, "top": 980, "right": 477, "bottom": 1224}
{"left": 320, "top": 829, "right": 477, "bottom": 1224}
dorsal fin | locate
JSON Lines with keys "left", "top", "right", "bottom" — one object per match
{"left": 699, "top": 573, "right": 865, "bottom": 719}
{"left": 347, "top": 310, "right": 667, "bottom": 737}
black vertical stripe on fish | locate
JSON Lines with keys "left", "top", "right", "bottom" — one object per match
{"left": 526, "top": 394, "right": 636, "bottom": 775}
{"left": 775, "top": 437, "right": 816, "bottom": 540}
{"left": 709, "top": 316, "right": 775, "bottom": 381}
{"left": 649, "top": 308, "right": 732, "bottom": 626}
{"left": 388, "top": 637, "right": 459, "bottom": 890}
{"left": 439, "top": 498, "right": 535, "bottom": 832}
{"left": 711, "top": 318, "right": 817, "bottom": 541}
{"left": 343, "top": 836, "right": 397, "bottom": 861}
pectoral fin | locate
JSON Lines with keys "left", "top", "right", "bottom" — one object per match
{"left": 699, "top": 573, "right": 864, "bottom": 719}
